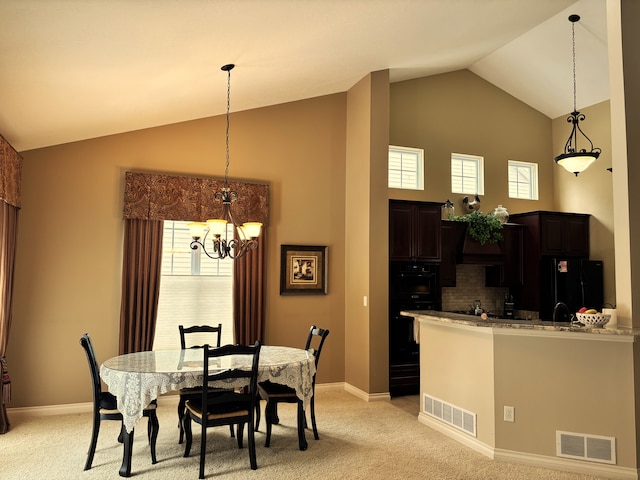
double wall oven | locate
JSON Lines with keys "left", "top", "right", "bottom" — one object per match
{"left": 389, "top": 262, "right": 440, "bottom": 396}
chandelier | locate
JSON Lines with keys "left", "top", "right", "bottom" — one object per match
{"left": 554, "top": 14, "right": 601, "bottom": 176}
{"left": 188, "top": 64, "right": 262, "bottom": 259}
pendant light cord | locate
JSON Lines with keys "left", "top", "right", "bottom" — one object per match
{"left": 571, "top": 19, "right": 577, "bottom": 113}
{"left": 224, "top": 66, "right": 232, "bottom": 187}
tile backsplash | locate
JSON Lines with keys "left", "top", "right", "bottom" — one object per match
{"left": 440, "top": 264, "right": 539, "bottom": 319}
{"left": 441, "top": 264, "right": 509, "bottom": 315}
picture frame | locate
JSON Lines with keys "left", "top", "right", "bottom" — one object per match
{"left": 280, "top": 245, "right": 328, "bottom": 295}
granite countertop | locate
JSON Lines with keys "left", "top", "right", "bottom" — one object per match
{"left": 402, "top": 310, "right": 640, "bottom": 337}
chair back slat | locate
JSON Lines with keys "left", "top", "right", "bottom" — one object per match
{"left": 179, "top": 324, "right": 223, "bottom": 349}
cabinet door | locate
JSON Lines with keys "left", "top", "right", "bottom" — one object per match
{"left": 415, "top": 205, "right": 441, "bottom": 261}
{"left": 501, "top": 225, "right": 524, "bottom": 286}
{"left": 540, "top": 215, "right": 565, "bottom": 255}
{"left": 564, "top": 216, "right": 589, "bottom": 256}
{"left": 485, "top": 225, "right": 523, "bottom": 287}
{"left": 389, "top": 203, "right": 414, "bottom": 261}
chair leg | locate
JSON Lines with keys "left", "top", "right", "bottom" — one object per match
{"left": 148, "top": 412, "right": 159, "bottom": 464}
{"left": 310, "top": 395, "right": 319, "bottom": 440}
{"left": 177, "top": 396, "right": 186, "bottom": 444}
{"left": 296, "top": 402, "right": 308, "bottom": 451}
{"left": 183, "top": 415, "right": 193, "bottom": 458}
{"left": 84, "top": 412, "right": 100, "bottom": 470}
{"left": 199, "top": 421, "right": 207, "bottom": 480}
{"left": 264, "top": 400, "right": 274, "bottom": 447}
{"left": 229, "top": 424, "right": 235, "bottom": 438}
{"left": 248, "top": 419, "right": 257, "bottom": 470}
{"left": 236, "top": 422, "right": 245, "bottom": 448}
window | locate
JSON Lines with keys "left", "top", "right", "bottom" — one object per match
{"left": 153, "top": 221, "right": 234, "bottom": 350}
{"left": 388, "top": 146, "right": 424, "bottom": 190}
{"left": 508, "top": 160, "right": 539, "bottom": 200}
{"left": 451, "top": 153, "right": 484, "bottom": 195}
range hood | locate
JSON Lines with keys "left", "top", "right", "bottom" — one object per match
{"left": 459, "top": 234, "right": 504, "bottom": 265}
{"left": 445, "top": 221, "right": 504, "bottom": 266}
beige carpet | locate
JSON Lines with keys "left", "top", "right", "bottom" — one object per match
{"left": 0, "top": 390, "right": 605, "bottom": 479}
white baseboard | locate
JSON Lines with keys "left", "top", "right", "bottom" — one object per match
{"left": 315, "top": 382, "right": 345, "bottom": 393}
{"left": 343, "top": 383, "right": 391, "bottom": 402}
{"left": 419, "top": 412, "right": 639, "bottom": 480}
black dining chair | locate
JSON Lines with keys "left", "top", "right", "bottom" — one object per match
{"left": 79, "top": 333, "right": 159, "bottom": 471}
{"left": 256, "top": 325, "right": 329, "bottom": 450}
{"left": 183, "top": 341, "right": 262, "bottom": 479}
{"left": 177, "top": 324, "right": 235, "bottom": 443}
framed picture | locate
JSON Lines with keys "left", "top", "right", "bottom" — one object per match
{"left": 280, "top": 245, "right": 328, "bottom": 295}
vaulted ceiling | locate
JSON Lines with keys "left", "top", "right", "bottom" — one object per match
{"left": 0, "top": 0, "right": 608, "bottom": 152}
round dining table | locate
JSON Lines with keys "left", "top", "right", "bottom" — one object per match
{"left": 100, "top": 345, "right": 316, "bottom": 477}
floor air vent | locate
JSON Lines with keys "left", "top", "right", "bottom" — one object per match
{"left": 556, "top": 431, "right": 616, "bottom": 464}
{"left": 423, "top": 393, "right": 476, "bottom": 437}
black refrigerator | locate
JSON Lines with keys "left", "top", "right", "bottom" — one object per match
{"left": 540, "top": 258, "right": 604, "bottom": 320}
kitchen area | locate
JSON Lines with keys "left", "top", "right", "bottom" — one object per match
{"left": 388, "top": 199, "right": 608, "bottom": 397}
{"left": 387, "top": 199, "right": 640, "bottom": 478}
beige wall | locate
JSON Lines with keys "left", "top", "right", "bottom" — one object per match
{"left": 389, "top": 70, "right": 555, "bottom": 214}
{"left": 10, "top": 93, "right": 348, "bottom": 407}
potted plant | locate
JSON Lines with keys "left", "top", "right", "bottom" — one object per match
{"left": 449, "top": 210, "right": 503, "bottom": 245}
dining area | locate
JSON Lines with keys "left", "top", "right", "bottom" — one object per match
{"left": 81, "top": 326, "right": 329, "bottom": 478}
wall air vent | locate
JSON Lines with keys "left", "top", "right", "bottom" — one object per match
{"left": 423, "top": 393, "right": 476, "bottom": 437}
{"left": 556, "top": 431, "right": 616, "bottom": 464}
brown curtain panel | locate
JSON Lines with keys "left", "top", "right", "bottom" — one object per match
{"left": 0, "top": 202, "right": 18, "bottom": 434}
{"left": 234, "top": 230, "right": 267, "bottom": 345}
{"left": 119, "top": 219, "right": 164, "bottom": 354}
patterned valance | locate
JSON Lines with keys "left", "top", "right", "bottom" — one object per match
{"left": 123, "top": 172, "right": 269, "bottom": 226}
{"left": 0, "top": 135, "right": 22, "bottom": 208}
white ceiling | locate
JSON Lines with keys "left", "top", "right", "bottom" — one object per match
{"left": 0, "top": 0, "right": 609, "bottom": 152}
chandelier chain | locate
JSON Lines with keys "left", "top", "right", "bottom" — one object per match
{"left": 571, "top": 19, "right": 577, "bottom": 112}
{"left": 224, "top": 67, "right": 231, "bottom": 186}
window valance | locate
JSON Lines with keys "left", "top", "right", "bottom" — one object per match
{"left": 122, "top": 172, "right": 269, "bottom": 226}
{"left": 0, "top": 135, "right": 22, "bottom": 209}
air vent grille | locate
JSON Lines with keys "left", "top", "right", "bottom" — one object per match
{"left": 556, "top": 431, "right": 616, "bottom": 464}
{"left": 423, "top": 393, "right": 476, "bottom": 437}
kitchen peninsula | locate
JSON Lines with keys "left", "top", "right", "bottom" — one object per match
{"left": 403, "top": 310, "right": 640, "bottom": 478}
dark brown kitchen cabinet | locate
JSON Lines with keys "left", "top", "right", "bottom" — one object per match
{"left": 485, "top": 224, "right": 524, "bottom": 287}
{"left": 510, "top": 211, "right": 590, "bottom": 258}
{"left": 389, "top": 200, "right": 442, "bottom": 262}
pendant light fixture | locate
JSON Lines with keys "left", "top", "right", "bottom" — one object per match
{"left": 554, "top": 14, "right": 601, "bottom": 176}
{"left": 188, "top": 64, "right": 262, "bottom": 259}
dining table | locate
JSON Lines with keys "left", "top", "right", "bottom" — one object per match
{"left": 100, "top": 345, "right": 316, "bottom": 477}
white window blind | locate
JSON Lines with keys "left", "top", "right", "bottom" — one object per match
{"left": 153, "top": 221, "right": 234, "bottom": 350}
{"left": 451, "top": 153, "right": 484, "bottom": 195}
{"left": 508, "top": 160, "right": 538, "bottom": 200}
{"left": 388, "top": 145, "right": 424, "bottom": 190}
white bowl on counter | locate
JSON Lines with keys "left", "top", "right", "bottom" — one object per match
{"left": 575, "top": 312, "right": 611, "bottom": 328}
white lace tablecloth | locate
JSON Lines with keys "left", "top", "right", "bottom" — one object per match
{"left": 100, "top": 345, "right": 316, "bottom": 433}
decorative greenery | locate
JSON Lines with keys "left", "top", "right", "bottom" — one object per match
{"left": 449, "top": 210, "right": 504, "bottom": 245}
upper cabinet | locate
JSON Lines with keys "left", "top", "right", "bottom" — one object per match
{"left": 509, "top": 211, "right": 590, "bottom": 258}
{"left": 389, "top": 200, "right": 442, "bottom": 262}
